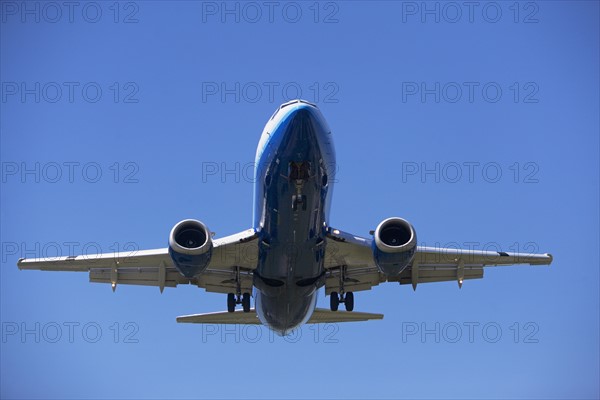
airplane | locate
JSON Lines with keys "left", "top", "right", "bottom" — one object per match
{"left": 17, "top": 99, "right": 553, "bottom": 335}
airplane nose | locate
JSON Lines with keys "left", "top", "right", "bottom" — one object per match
{"left": 284, "top": 100, "right": 319, "bottom": 119}
{"left": 285, "top": 104, "right": 322, "bottom": 141}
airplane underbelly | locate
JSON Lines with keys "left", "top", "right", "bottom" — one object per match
{"left": 255, "top": 286, "right": 318, "bottom": 335}
{"left": 259, "top": 242, "right": 322, "bottom": 279}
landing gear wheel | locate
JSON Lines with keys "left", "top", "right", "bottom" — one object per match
{"left": 227, "top": 293, "right": 236, "bottom": 313}
{"left": 242, "top": 292, "right": 251, "bottom": 312}
{"left": 344, "top": 292, "right": 354, "bottom": 312}
{"left": 330, "top": 292, "right": 339, "bottom": 311}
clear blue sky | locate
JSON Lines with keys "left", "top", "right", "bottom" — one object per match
{"left": 1, "top": 1, "right": 598, "bottom": 399}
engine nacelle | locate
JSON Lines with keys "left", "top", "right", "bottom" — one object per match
{"left": 372, "top": 217, "right": 417, "bottom": 276}
{"left": 168, "top": 219, "right": 213, "bottom": 278}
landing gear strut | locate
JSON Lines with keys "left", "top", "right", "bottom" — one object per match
{"left": 227, "top": 266, "right": 251, "bottom": 312}
{"left": 329, "top": 265, "right": 355, "bottom": 312}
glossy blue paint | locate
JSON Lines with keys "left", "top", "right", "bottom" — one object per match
{"left": 169, "top": 246, "right": 213, "bottom": 278}
{"left": 251, "top": 100, "right": 336, "bottom": 335}
{"left": 371, "top": 242, "right": 415, "bottom": 276}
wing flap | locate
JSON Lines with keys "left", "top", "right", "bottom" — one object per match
{"left": 196, "top": 269, "right": 253, "bottom": 294}
{"left": 390, "top": 267, "right": 484, "bottom": 285}
{"left": 89, "top": 268, "right": 192, "bottom": 287}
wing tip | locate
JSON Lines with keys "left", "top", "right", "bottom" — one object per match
{"left": 531, "top": 253, "right": 553, "bottom": 266}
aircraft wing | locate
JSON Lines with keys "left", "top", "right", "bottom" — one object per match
{"left": 17, "top": 229, "right": 259, "bottom": 294}
{"left": 324, "top": 227, "right": 552, "bottom": 294}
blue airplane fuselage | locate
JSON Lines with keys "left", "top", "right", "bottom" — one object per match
{"left": 251, "top": 100, "right": 336, "bottom": 334}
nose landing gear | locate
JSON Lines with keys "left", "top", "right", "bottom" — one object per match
{"left": 289, "top": 161, "right": 310, "bottom": 212}
{"left": 292, "top": 194, "right": 307, "bottom": 211}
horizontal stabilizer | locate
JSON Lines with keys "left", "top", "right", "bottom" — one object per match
{"left": 176, "top": 308, "right": 383, "bottom": 324}
{"left": 309, "top": 308, "right": 383, "bottom": 323}
{"left": 177, "top": 310, "right": 261, "bottom": 324}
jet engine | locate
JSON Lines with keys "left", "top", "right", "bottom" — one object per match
{"left": 372, "top": 217, "right": 417, "bottom": 276}
{"left": 168, "top": 219, "right": 213, "bottom": 278}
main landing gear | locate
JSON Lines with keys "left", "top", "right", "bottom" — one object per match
{"left": 330, "top": 291, "right": 354, "bottom": 312}
{"left": 227, "top": 292, "right": 251, "bottom": 313}
{"left": 227, "top": 266, "right": 251, "bottom": 312}
{"left": 330, "top": 265, "right": 354, "bottom": 311}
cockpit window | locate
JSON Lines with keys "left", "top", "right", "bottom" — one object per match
{"left": 280, "top": 100, "right": 298, "bottom": 109}
{"left": 298, "top": 99, "right": 318, "bottom": 108}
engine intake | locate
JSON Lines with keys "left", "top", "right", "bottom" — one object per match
{"left": 169, "top": 219, "right": 213, "bottom": 278}
{"left": 372, "top": 217, "right": 417, "bottom": 276}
